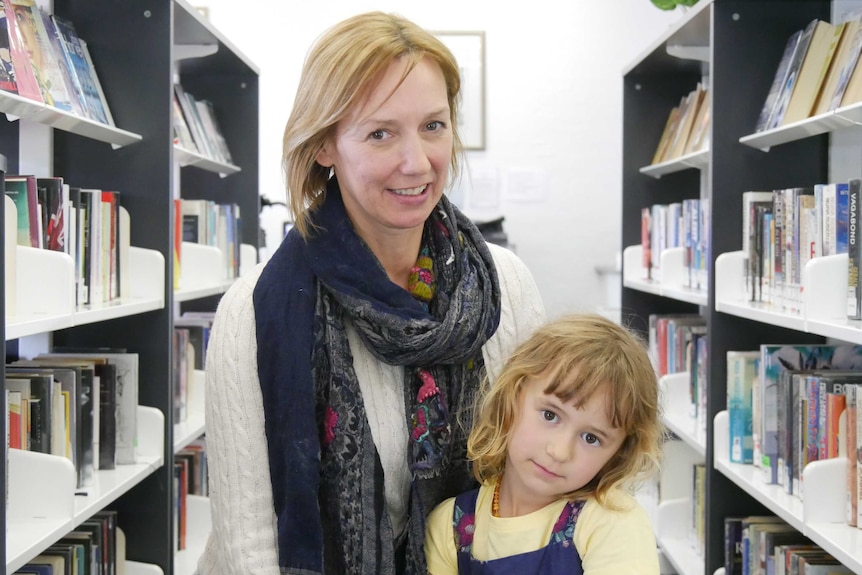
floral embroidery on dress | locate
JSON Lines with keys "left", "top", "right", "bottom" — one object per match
{"left": 452, "top": 502, "right": 476, "bottom": 551}
{"left": 550, "top": 500, "right": 585, "bottom": 546}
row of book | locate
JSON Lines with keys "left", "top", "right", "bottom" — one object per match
{"left": 640, "top": 198, "right": 710, "bottom": 290}
{"left": 0, "top": 0, "right": 113, "bottom": 125}
{"left": 724, "top": 515, "right": 853, "bottom": 575}
{"left": 12, "top": 509, "right": 121, "bottom": 575}
{"left": 756, "top": 15, "right": 862, "bottom": 133}
{"left": 726, "top": 344, "right": 862, "bottom": 525}
{"left": 741, "top": 181, "right": 854, "bottom": 317}
{"left": 175, "top": 198, "right": 243, "bottom": 288}
{"left": 650, "top": 83, "right": 710, "bottom": 164}
{"left": 173, "top": 83, "right": 234, "bottom": 165}
{"left": 4, "top": 174, "right": 127, "bottom": 308}
{"left": 649, "top": 313, "right": 708, "bottom": 434}
{"left": 5, "top": 350, "right": 139, "bottom": 490}
{"left": 174, "top": 438, "right": 208, "bottom": 552}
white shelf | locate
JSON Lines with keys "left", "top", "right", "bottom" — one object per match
{"left": 623, "top": 245, "right": 708, "bottom": 306}
{"left": 174, "top": 144, "right": 241, "bottom": 177}
{"left": 660, "top": 373, "right": 706, "bottom": 457}
{"left": 639, "top": 149, "right": 709, "bottom": 179}
{"left": 739, "top": 101, "right": 862, "bottom": 152}
{"left": 173, "top": 495, "right": 212, "bottom": 575}
{"left": 716, "top": 250, "right": 862, "bottom": 344}
{"left": 174, "top": 370, "right": 206, "bottom": 451}
{"left": 6, "top": 406, "right": 165, "bottom": 574}
{"left": 6, "top": 246, "right": 165, "bottom": 340}
{"left": 0, "top": 91, "right": 142, "bottom": 149}
{"left": 656, "top": 498, "right": 704, "bottom": 575}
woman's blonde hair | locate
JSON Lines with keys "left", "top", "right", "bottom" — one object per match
{"left": 468, "top": 314, "right": 664, "bottom": 506}
{"left": 282, "top": 11, "right": 463, "bottom": 238}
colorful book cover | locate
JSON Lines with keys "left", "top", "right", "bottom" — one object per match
{"left": 728, "top": 351, "right": 759, "bottom": 464}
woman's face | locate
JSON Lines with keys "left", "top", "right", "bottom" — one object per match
{"left": 316, "top": 56, "right": 453, "bottom": 248}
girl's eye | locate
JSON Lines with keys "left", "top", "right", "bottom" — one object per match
{"left": 541, "top": 410, "right": 558, "bottom": 423}
{"left": 582, "top": 433, "right": 601, "bottom": 447}
{"left": 369, "top": 129, "right": 387, "bottom": 140}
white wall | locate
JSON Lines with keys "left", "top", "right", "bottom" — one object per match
{"left": 200, "top": 1, "right": 683, "bottom": 318}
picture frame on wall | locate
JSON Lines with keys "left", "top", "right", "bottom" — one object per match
{"left": 433, "top": 31, "right": 486, "bottom": 150}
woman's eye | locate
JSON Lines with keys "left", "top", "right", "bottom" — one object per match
{"left": 541, "top": 410, "right": 558, "bottom": 423}
{"left": 426, "top": 120, "right": 444, "bottom": 131}
{"left": 582, "top": 433, "right": 601, "bottom": 446}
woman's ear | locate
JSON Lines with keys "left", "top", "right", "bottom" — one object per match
{"left": 316, "top": 145, "right": 334, "bottom": 168}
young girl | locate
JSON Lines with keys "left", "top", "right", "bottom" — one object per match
{"left": 425, "top": 314, "right": 663, "bottom": 574}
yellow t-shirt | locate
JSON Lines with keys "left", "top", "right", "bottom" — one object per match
{"left": 425, "top": 482, "right": 660, "bottom": 575}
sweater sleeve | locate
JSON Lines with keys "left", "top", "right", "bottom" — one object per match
{"left": 482, "top": 244, "right": 546, "bottom": 383}
{"left": 197, "top": 264, "right": 281, "bottom": 575}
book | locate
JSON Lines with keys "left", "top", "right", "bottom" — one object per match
{"left": 815, "top": 15, "right": 862, "bottom": 114}
{"left": 728, "top": 351, "right": 759, "bottom": 464}
{"left": 757, "top": 29, "right": 803, "bottom": 132}
{"left": 846, "top": 383, "right": 858, "bottom": 526}
{"left": 651, "top": 105, "right": 679, "bottom": 164}
{"left": 9, "top": 0, "right": 75, "bottom": 110}
{"left": 781, "top": 20, "right": 842, "bottom": 125}
{"left": 78, "top": 38, "right": 114, "bottom": 126}
{"left": 0, "top": 0, "right": 17, "bottom": 94}
{"left": 2, "top": 0, "right": 39, "bottom": 102}
{"left": 769, "top": 20, "right": 818, "bottom": 129}
{"left": 848, "top": 179, "right": 861, "bottom": 319}
{"left": 50, "top": 15, "right": 110, "bottom": 124}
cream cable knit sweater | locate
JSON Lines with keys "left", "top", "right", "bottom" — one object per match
{"left": 197, "top": 244, "right": 545, "bottom": 574}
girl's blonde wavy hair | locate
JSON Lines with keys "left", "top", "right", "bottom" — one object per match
{"left": 468, "top": 314, "right": 664, "bottom": 507}
{"left": 282, "top": 11, "right": 464, "bottom": 239}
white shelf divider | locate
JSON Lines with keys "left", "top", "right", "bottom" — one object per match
{"left": 126, "top": 561, "right": 166, "bottom": 575}
{"left": 660, "top": 373, "right": 706, "bottom": 457}
{"left": 239, "top": 242, "right": 257, "bottom": 278}
{"left": 174, "top": 495, "right": 212, "bottom": 575}
{"left": 623, "top": 245, "right": 707, "bottom": 306}
{"left": 175, "top": 242, "right": 228, "bottom": 301}
{"left": 74, "top": 406, "right": 165, "bottom": 523}
{"left": 175, "top": 370, "right": 206, "bottom": 452}
{"left": 7, "top": 450, "right": 77, "bottom": 574}
{"left": 656, "top": 498, "right": 704, "bottom": 575}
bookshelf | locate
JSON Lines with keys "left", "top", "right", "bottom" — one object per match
{"left": 619, "top": 1, "right": 860, "bottom": 573}
{"left": 4, "top": 1, "right": 259, "bottom": 574}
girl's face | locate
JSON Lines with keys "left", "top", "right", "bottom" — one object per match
{"left": 316, "top": 56, "right": 453, "bottom": 253}
{"left": 501, "top": 376, "right": 626, "bottom": 516}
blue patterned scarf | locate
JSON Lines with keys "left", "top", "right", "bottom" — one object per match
{"left": 253, "top": 178, "right": 501, "bottom": 574}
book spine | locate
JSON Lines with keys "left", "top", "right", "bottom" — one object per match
{"left": 848, "top": 179, "right": 861, "bottom": 319}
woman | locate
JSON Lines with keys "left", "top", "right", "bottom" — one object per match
{"left": 198, "top": 11, "right": 545, "bottom": 575}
